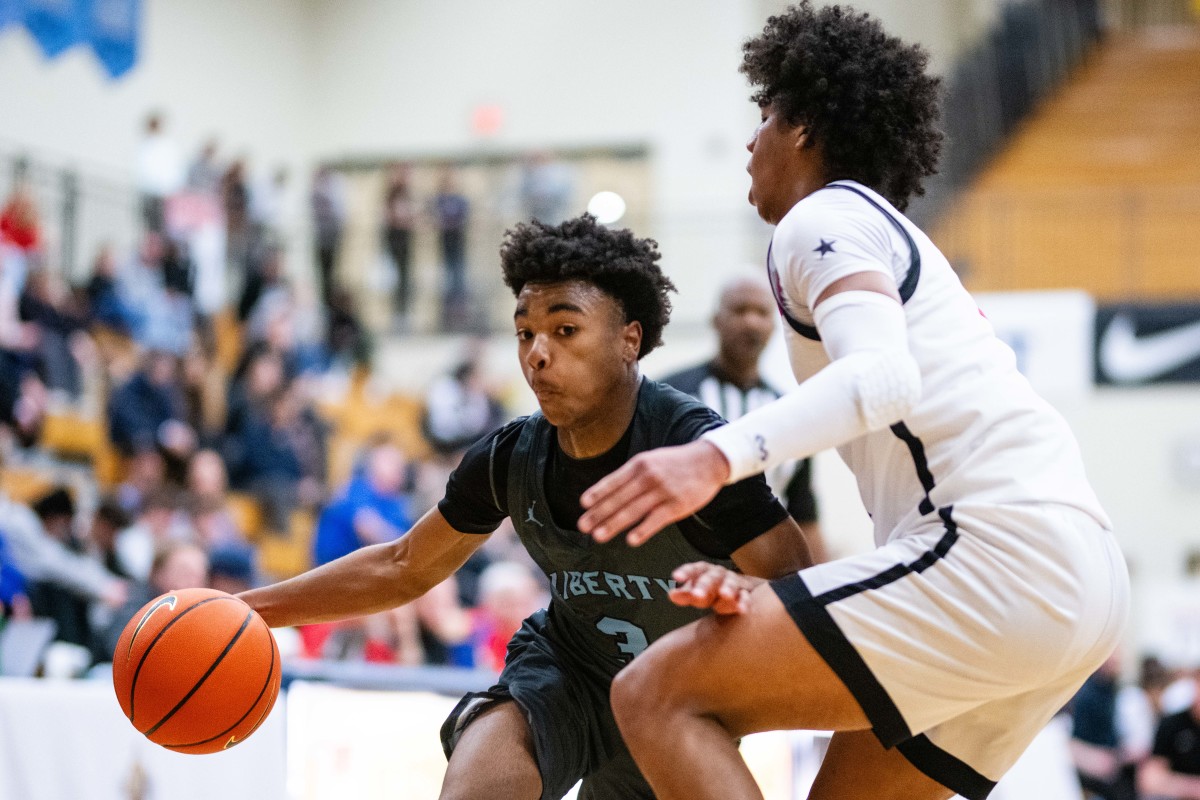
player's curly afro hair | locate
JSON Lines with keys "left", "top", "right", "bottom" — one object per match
{"left": 500, "top": 213, "right": 675, "bottom": 359}
{"left": 742, "top": 2, "right": 943, "bottom": 210}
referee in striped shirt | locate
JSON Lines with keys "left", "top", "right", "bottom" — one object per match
{"left": 661, "top": 276, "right": 826, "bottom": 560}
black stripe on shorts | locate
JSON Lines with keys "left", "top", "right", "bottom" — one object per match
{"left": 897, "top": 734, "right": 998, "bottom": 800}
{"left": 769, "top": 505, "right": 960, "bottom": 749}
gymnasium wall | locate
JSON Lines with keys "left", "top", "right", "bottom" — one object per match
{"left": 0, "top": 0, "right": 312, "bottom": 197}
{"left": 1, "top": 0, "right": 1015, "bottom": 324}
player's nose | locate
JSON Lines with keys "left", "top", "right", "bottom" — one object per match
{"left": 526, "top": 335, "right": 550, "bottom": 370}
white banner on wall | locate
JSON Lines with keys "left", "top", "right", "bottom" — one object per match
{"left": 974, "top": 290, "right": 1096, "bottom": 401}
{"left": 284, "top": 680, "right": 804, "bottom": 800}
{"left": 0, "top": 678, "right": 286, "bottom": 800}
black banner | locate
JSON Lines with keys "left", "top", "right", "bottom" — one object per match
{"left": 1095, "top": 302, "right": 1200, "bottom": 385}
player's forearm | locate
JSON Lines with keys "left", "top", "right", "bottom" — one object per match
{"left": 704, "top": 348, "right": 916, "bottom": 482}
{"left": 704, "top": 292, "right": 919, "bottom": 483}
{"left": 240, "top": 542, "right": 427, "bottom": 628}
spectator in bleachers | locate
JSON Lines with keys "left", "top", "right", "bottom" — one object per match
{"left": 0, "top": 240, "right": 41, "bottom": 374}
{"left": 207, "top": 542, "right": 257, "bottom": 595}
{"left": 249, "top": 278, "right": 326, "bottom": 376}
{"left": 0, "top": 529, "right": 31, "bottom": 620}
{"left": 0, "top": 184, "right": 42, "bottom": 295}
{"left": 117, "top": 231, "right": 166, "bottom": 341}
{"left": 115, "top": 488, "right": 194, "bottom": 583}
{"left": 314, "top": 440, "right": 412, "bottom": 566}
{"left": 0, "top": 351, "right": 46, "bottom": 449}
{"left": 19, "top": 268, "right": 94, "bottom": 399}
{"left": 182, "top": 344, "right": 227, "bottom": 447}
{"left": 84, "top": 244, "right": 136, "bottom": 334}
{"left": 108, "top": 350, "right": 197, "bottom": 479}
{"left": 469, "top": 561, "right": 546, "bottom": 673}
{"left": 1140, "top": 669, "right": 1200, "bottom": 799}
{"left": 222, "top": 159, "right": 252, "bottom": 270}
{"left": 24, "top": 488, "right": 97, "bottom": 648}
{"left": 250, "top": 166, "right": 289, "bottom": 240}
{"left": 228, "top": 382, "right": 327, "bottom": 532}
{"left": 326, "top": 286, "right": 371, "bottom": 371}
{"left": 184, "top": 450, "right": 245, "bottom": 548}
{"left": 310, "top": 166, "right": 346, "bottom": 308}
{"left": 85, "top": 499, "right": 134, "bottom": 581}
{"left": 114, "top": 449, "right": 165, "bottom": 516}
{"left": 382, "top": 162, "right": 416, "bottom": 321}
{"left": 421, "top": 353, "right": 507, "bottom": 459}
{"left": 136, "top": 112, "right": 184, "bottom": 234}
{"left": 244, "top": 290, "right": 304, "bottom": 378}
{"left": 0, "top": 487, "right": 127, "bottom": 648}
{"left": 431, "top": 168, "right": 470, "bottom": 328}
{"left": 185, "top": 139, "right": 224, "bottom": 196}
{"left": 1070, "top": 651, "right": 1139, "bottom": 800}
{"left": 95, "top": 541, "right": 208, "bottom": 663}
{"left": 139, "top": 246, "right": 195, "bottom": 358}
{"left": 225, "top": 346, "right": 286, "bottom": 439}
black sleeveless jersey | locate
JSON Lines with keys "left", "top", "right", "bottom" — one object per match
{"left": 440, "top": 378, "right": 788, "bottom": 680}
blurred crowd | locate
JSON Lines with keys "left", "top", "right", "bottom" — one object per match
{"left": 0, "top": 113, "right": 549, "bottom": 682}
{"left": 1068, "top": 651, "right": 1200, "bottom": 800}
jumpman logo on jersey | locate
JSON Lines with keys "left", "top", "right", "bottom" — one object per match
{"left": 526, "top": 501, "right": 544, "bottom": 527}
{"left": 814, "top": 239, "right": 836, "bottom": 258}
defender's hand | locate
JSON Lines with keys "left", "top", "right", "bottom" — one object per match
{"left": 579, "top": 440, "right": 730, "bottom": 546}
{"left": 668, "top": 562, "right": 758, "bottom": 615}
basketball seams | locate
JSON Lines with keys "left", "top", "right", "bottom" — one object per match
{"left": 160, "top": 623, "right": 279, "bottom": 750}
{"left": 144, "top": 610, "right": 254, "bottom": 737}
{"left": 126, "top": 595, "right": 230, "bottom": 724}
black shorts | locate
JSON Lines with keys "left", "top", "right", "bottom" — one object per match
{"left": 440, "top": 610, "right": 653, "bottom": 800}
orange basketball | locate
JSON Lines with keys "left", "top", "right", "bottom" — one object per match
{"left": 112, "top": 587, "right": 281, "bottom": 755}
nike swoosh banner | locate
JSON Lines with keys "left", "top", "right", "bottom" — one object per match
{"left": 86, "top": 0, "right": 139, "bottom": 79}
{"left": 23, "top": 0, "right": 86, "bottom": 58}
{"left": 1095, "top": 303, "right": 1200, "bottom": 385}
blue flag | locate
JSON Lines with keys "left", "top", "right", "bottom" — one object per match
{"left": 0, "top": 0, "right": 26, "bottom": 32}
{"left": 23, "top": 0, "right": 86, "bottom": 58}
{"left": 86, "top": 0, "right": 139, "bottom": 79}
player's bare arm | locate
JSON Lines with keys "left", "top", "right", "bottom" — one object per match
{"left": 239, "top": 507, "right": 486, "bottom": 628}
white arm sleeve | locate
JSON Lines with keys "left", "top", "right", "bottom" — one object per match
{"left": 703, "top": 290, "right": 921, "bottom": 483}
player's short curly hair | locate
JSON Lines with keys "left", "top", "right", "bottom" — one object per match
{"left": 742, "top": 2, "right": 943, "bottom": 210}
{"left": 500, "top": 214, "right": 675, "bottom": 359}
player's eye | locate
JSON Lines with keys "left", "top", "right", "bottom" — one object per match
{"left": 515, "top": 329, "right": 532, "bottom": 341}
{"left": 558, "top": 325, "right": 576, "bottom": 337}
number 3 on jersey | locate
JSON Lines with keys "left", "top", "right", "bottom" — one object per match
{"left": 596, "top": 616, "right": 648, "bottom": 662}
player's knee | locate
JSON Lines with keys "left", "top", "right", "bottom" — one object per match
{"left": 611, "top": 643, "right": 680, "bottom": 736}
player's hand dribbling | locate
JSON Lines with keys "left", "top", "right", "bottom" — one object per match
{"left": 579, "top": 439, "right": 730, "bottom": 546}
{"left": 669, "top": 563, "right": 759, "bottom": 615}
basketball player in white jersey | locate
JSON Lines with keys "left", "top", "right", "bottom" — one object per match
{"left": 576, "top": 4, "right": 1129, "bottom": 799}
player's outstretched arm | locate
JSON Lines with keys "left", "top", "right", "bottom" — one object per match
{"left": 239, "top": 507, "right": 487, "bottom": 628}
{"left": 581, "top": 271, "right": 918, "bottom": 546}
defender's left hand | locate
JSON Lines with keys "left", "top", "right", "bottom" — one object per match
{"left": 579, "top": 439, "right": 730, "bottom": 546}
{"left": 668, "top": 562, "right": 758, "bottom": 615}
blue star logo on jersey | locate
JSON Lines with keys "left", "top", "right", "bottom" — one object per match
{"left": 814, "top": 239, "right": 836, "bottom": 258}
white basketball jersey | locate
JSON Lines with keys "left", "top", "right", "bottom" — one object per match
{"left": 768, "top": 180, "right": 1111, "bottom": 545}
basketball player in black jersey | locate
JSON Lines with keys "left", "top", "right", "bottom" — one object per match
{"left": 239, "top": 214, "right": 814, "bottom": 799}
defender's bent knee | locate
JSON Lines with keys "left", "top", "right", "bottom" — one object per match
{"left": 611, "top": 632, "right": 695, "bottom": 741}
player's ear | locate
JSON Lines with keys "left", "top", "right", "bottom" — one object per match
{"left": 623, "top": 320, "right": 643, "bottom": 362}
{"left": 793, "top": 126, "right": 810, "bottom": 150}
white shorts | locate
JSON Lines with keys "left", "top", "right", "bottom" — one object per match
{"left": 770, "top": 502, "right": 1129, "bottom": 799}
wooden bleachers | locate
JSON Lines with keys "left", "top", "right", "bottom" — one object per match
{"left": 933, "top": 28, "right": 1200, "bottom": 300}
